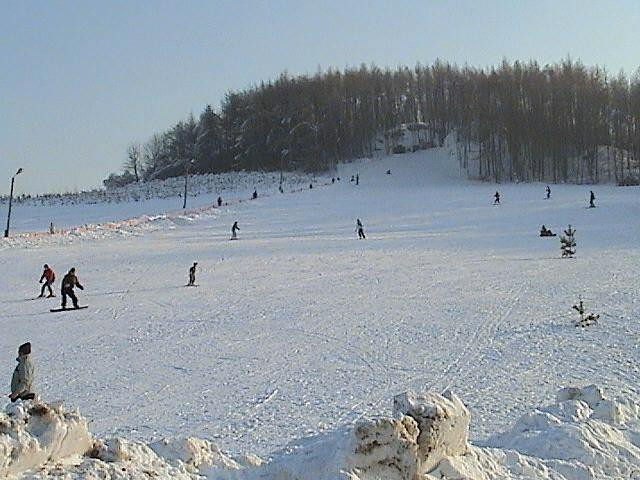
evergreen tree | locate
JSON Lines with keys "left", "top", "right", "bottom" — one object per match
{"left": 560, "top": 224, "right": 576, "bottom": 257}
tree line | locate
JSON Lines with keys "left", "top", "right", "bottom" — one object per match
{"left": 105, "top": 58, "right": 640, "bottom": 188}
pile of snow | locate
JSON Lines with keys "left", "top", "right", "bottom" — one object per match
{"left": 5, "top": 385, "right": 640, "bottom": 479}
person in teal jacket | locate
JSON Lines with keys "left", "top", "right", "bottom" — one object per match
{"left": 10, "top": 342, "right": 35, "bottom": 402}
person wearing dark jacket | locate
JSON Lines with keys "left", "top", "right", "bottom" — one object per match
{"left": 546, "top": 185, "right": 551, "bottom": 199}
{"left": 494, "top": 191, "right": 500, "bottom": 205}
{"left": 356, "top": 219, "right": 366, "bottom": 239}
{"left": 10, "top": 342, "right": 35, "bottom": 403}
{"left": 38, "top": 264, "right": 56, "bottom": 298}
{"left": 231, "top": 221, "right": 240, "bottom": 240}
{"left": 188, "top": 262, "right": 198, "bottom": 286}
{"left": 252, "top": 190, "right": 258, "bottom": 200}
{"left": 589, "top": 190, "right": 596, "bottom": 208}
{"left": 61, "top": 268, "right": 83, "bottom": 309}
{"left": 217, "top": 196, "right": 223, "bottom": 207}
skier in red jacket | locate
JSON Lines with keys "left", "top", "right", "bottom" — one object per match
{"left": 38, "top": 264, "right": 56, "bottom": 298}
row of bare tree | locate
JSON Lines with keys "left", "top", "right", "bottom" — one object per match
{"left": 105, "top": 59, "right": 640, "bottom": 188}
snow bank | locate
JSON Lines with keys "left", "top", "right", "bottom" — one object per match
{"left": 0, "top": 400, "right": 92, "bottom": 478}
{"left": 6, "top": 385, "right": 640, "bottom": 479}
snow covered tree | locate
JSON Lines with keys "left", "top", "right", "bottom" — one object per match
{"left": 572, "top": 297, "right": 599, "bottom": 327}
{"left": 560, "top": 224, "right": 576, "bottom": 257}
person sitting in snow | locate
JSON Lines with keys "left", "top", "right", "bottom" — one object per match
{"left": 9, "top": 342, "right": 35, "bottom": 403}
{"left": 494, "top": 191, "right": 500, "bottom": 205}
{"left": 188, "top": 262, "right": 198, "bottom": 286}
{"left": 540, "top": 225, "right": 556, "bottom": 237}
{"left": 38, "top": 264, "right": 56, "bottom": 298}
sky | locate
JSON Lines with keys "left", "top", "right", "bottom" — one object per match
{"left": 1, "top": 0, "right": 639, "bottom": 195}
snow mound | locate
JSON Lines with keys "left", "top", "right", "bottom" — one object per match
{"left": 5, "top": 385, "right": 640, "bottom": 479}
{"left": 0, "top": 400, "right": 92, "bottom": 478}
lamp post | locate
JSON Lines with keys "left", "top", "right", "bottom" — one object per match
{"left": 4, "top": 168, "right": 23, "bottom": 238}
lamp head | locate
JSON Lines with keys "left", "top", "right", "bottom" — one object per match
{"left": 15, "top": 168, "right": 23, "bottom": 176}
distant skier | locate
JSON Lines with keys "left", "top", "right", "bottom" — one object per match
{"left": 331, "top": 178, "right": 335, "bottom": 184}
{"left": 545, "top": 185, "right": 551, "bottom": 199}
{"left": 217, "top": 196, "right": 223, "bottom": 207}
{"left": 494, "top": 191, "right": 500, "bottom": 205}
{"left": 38, "top": 264, "right": 56, "bottom": 298}
{"left": 9, "top": 342, "right": 35, "bottom": 403}
{"left": 386, "top": 169, "right": 392, "bottom": 175}
{"left": 309, "top": 183, "right": 313, "bottom": 189}
{"left": 60, "top": 267, "right": 84, "bottom": 310}
{"left": 49, "top": 222, "right": 55, "bottom": 234}
{"left": 188, "top": 262, "right": 198, "bottom": 286}
{"left": 252, "top": 190, "right": 258, "bottom": 200}
{"left": 279, "top": 185, "right": 284, "bottom": 193}
{"left": 231, "top": 221, "right": 240, "bottom": 240}
{"left": 356, "top": 174, "right": 359, "bottom": 185}
{"left": 356, "top": 219, "right": 366, "bottom": 239}
{"left": 589, "top": 190, "right": 596, "bottom": 208}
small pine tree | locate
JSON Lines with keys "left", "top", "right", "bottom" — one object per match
{"left": 560, "top": 224, "right": 576, "bottom": 257}
{"left": 572, "top": 297, "right": 599, "bottom": 327}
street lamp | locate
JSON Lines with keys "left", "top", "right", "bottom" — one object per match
{"left": 4, "top": 168, "right": 23, "bottom": 238}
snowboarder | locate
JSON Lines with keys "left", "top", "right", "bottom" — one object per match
{"left": 231, "top": 221, "right": 240, "bottom": 240}
{"left": 60, "top": 268, "right": 84, "bottom": 310}
{"left": 38, "top": 264, "right": 56, "bottom": 298}
{"left": 9, "top": 342, "right": 35, "bottom": 403}
{"left": 188, "top": 262, "right": 198, "bottom": 286}
{"left": 356, "top": 219, "right": 366, "bottom": 239}
{"left": 252, "top": 190, "right": 258, "bottom": 200}
{"left": 494, "top": 191, "right": 500, "bottom": 205}
{"left": 589, "top": 190, "right": 596, "bottom": 208}
{"left": 546, "top": 185, "right": 551, "bottom": 199}
{"left": 217, "top": 196, "right": 223, "bottom": 207}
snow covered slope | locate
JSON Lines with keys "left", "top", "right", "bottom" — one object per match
{"left": 0, "top": 147, "right": 638, "bottom": 478}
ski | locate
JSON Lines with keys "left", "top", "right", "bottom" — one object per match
{"left": 50, "top": 306, "right": 88, "bottom": 313}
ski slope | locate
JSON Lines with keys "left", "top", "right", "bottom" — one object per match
{"left": 1, "top": 148, "right": 639, "bottom": 468}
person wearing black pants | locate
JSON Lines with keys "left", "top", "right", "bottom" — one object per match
{"left": 61, "top": 268, "right": 84, "bottom": 309}
{"left": 356, "top": 219, "right": 366, "bottom": 239}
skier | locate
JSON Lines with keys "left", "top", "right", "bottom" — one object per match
{"left": 60, "top": 267, "right": 84, "bottom": 310}
{"left": 279, "top": 185, "right": 284, "bottom": 193}
{"left": 331, "top": 178, "right": 335, "bottom": 184}
{"left": 309, "top": 183, "right": 313, "bottom": 189}
{"left": 356, "top": 219, "right": 366, "bottom": 239}
{"left": 49, "top": 222, "right": 55, "bottom": 234}
{"left": 494, "top": 191, "right": 500, "bottom": 205}
{"left": 38, "top": 264, "right": 56, "bottom": 298}
{"left": 231, "top": 221, "right": 240, "bottom": 240}
{"left": 188, "top": 262, "right": 198, "bottom": 286}
{"left": 546, "top": 185, "right": 551, "bottom": 199}
{"left": 252, "top": 190, "right": 258, "bottom": 200}
{"left": 217, "top": 196, "right": 223, "bottom": 207}
{"left": 9, "top": 342, "right": 35, "bottom": 403}
{"left": 386, "top": 169, "right": 392, "bottom": 175}
{"left": 589, "top": 190, "right": 596, "bottom": 208}
{"left": 356, "top": 174, "right": 359, "bottom": 185}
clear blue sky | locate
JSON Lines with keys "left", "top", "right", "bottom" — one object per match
{"left": 1, "top": 0, "right": 638, "bottom": 194}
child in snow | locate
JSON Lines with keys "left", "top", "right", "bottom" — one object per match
{"left": 38, "top": 264, "right": 56, "bottom": 298}
{"left": 494, "top": 191, "right": 500, "bottom": 205}
{"left": 61, "top": 267, "right": 84, "bottom": 309}
{"left": 356, "top": 219, "right": 366, "bottom": 239}
{"left": 231, "top": 221, "right": 240, "bottom": 240}
{"left": 9, "top": 342, "right": 35, "bottom": 403}
{"left": 188, "top": 262, "right": 198, "bottom": 286}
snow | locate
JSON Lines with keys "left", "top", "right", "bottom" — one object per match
{"left": 0, "top": 146, "right": 639, "bottom": 478}
{"left": 4, "top": 385, "right": 640, "bottom": 479}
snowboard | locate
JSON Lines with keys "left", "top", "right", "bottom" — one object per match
{"left": 186, "top": 284, "right": 199, "bottom": 287}
{"left": 50, "top": 306, "right": 88, "bottom": 313}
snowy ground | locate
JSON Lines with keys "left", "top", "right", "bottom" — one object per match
{"left": 1, "top": 148, "right": 638, "bottom": 464}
